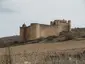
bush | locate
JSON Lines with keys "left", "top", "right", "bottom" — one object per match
{"left": 60, "top": 31, "right": 74, "bottom": 40}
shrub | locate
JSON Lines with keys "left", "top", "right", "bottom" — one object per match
{"left": 59, "top": 31, "right": 74, "bottom": 40}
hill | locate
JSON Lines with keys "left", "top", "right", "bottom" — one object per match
{"left": 0, "top": 28, "right": 85, "bottom": 48}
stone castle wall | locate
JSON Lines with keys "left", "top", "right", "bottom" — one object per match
{"left": 40, "top": 26, "right": 58, "bottom": 38}
{"left": 20, "top": 19, "right": 71, "bottom": 41}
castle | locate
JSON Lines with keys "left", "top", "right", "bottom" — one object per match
{"left": 20, "top": 19, "right": 71, "bottom": 41}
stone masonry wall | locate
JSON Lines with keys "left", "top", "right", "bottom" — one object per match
{"left": 20, "top": 19, "right": 71, "bottom": 41}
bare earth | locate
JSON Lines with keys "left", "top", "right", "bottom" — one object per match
{"left": 10, "top": 39, "right": 85, "bottom": 54}
{"left": 1, "top": 39, "right": 85, "bottom": 55}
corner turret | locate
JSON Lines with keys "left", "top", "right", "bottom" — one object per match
{"left": 22, "top": 23, "right": 26, "bottom": 27}
{"left": 20, "top": 23, "right": 27, "bottom": 42}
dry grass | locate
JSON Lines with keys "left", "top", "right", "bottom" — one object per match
{"left": 10, "top": 39, "right": 85, "bottom": 52}
{"left": 0, "top": 39, "right": 85, "bottom": 64}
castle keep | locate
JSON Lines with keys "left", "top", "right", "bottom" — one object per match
{"left": 20, "top": 19, "right": 71, "bottom": 41}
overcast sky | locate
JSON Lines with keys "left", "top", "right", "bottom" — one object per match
{"left": 0, "top": 0, "right": 85, "bottom": 37}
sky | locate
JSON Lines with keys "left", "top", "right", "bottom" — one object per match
{"left": 0, "top": 0, "right": 85, "bottom": 37}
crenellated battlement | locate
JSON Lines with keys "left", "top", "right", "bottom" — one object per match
{"left": 50, "top": 19, "right": 71, "bottom": 25}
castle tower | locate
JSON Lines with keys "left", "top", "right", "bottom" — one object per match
{"left": 20, "top": 23, "right": 27, "bottom": 42}
{"left": 29, "top": 23, "right": 40, "bottom": 40}
{"left": 50, "top": 19, "right": 71, "bottom": 32}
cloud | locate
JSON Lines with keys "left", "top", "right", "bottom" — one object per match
{"left": 0, "top": 7, "right": 14, "bottom": 13}
{"left": 0, "top": 0, "right": 14, "bottom": 13}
